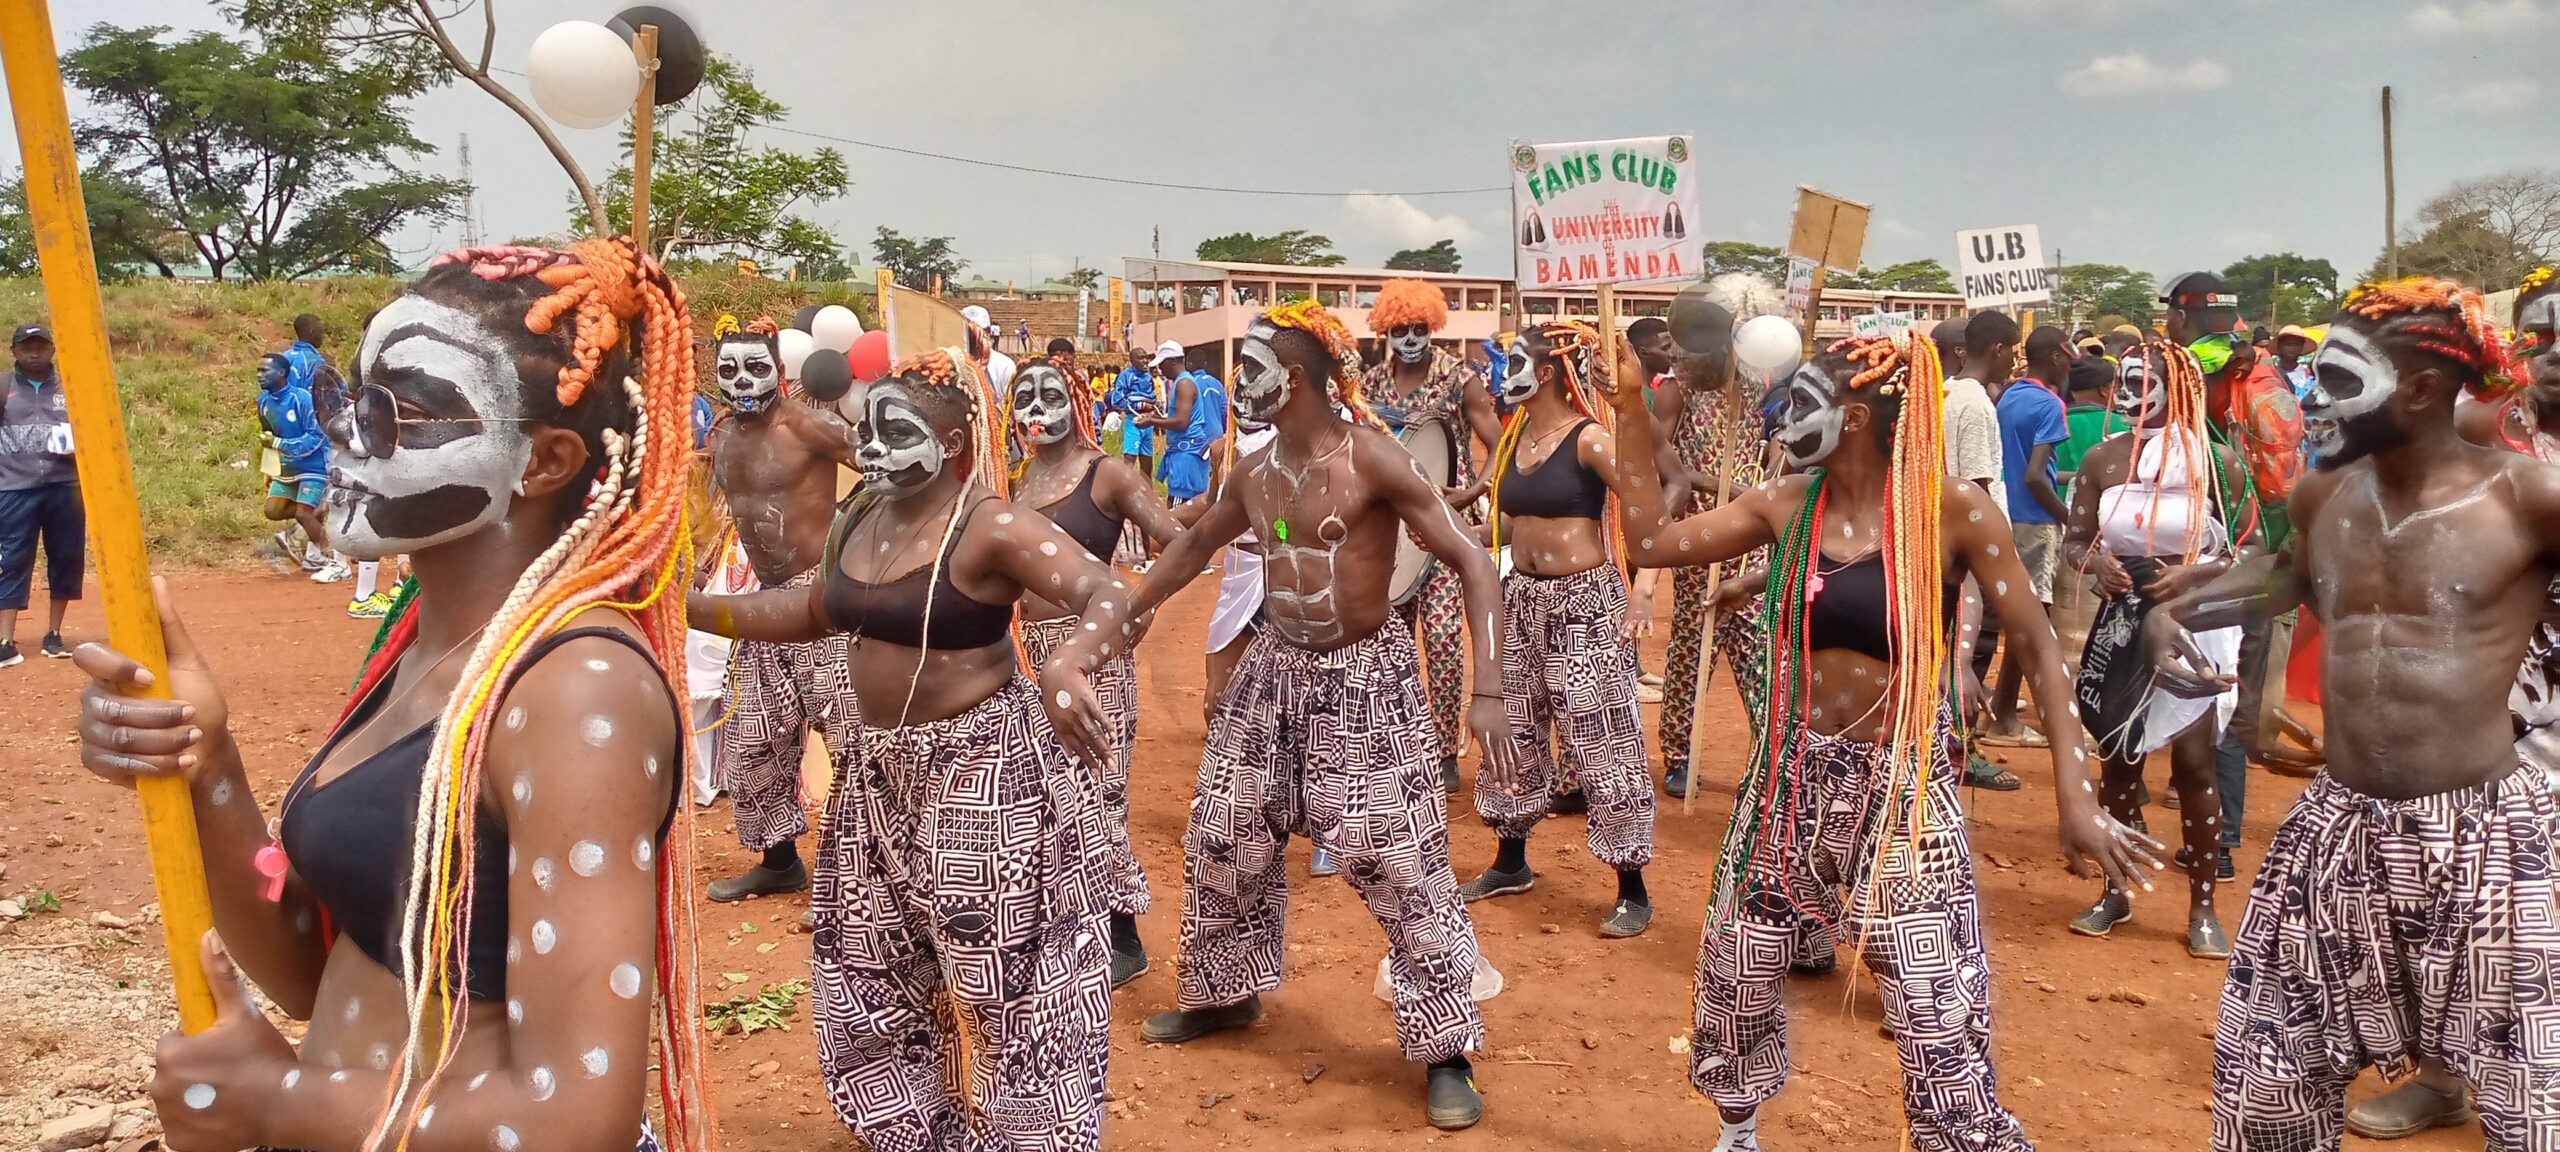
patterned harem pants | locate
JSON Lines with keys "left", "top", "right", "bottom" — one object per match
{"left": 1177, "top": 624, "right": 1487, "bottom": 1062}
{"left": 1021, "top": 616, "right": 1150, "bottom": 915}
{"left": 717, "top": 565, "right": 855, "bottom": 850}
{"left": 1662, "top": 566, "right": 1774, "bottom": 774}
{"left": 1477, "top": 566, "right": 1654, "bottom": 867}
{"left": 1690, "top": 723, "right": 2031, "bottom": 1151}
{"left": 2213, "top": 765, "right": 2560, "bottom": 1151}
{"left": 1398, "top": 563, "right": 1467, "bottom": 764}
{"left": 809, "top": 677, "right": 1117, "bottom": 1152}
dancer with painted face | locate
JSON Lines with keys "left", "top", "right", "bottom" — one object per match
{"left": 698, "top": 314, "right": 864, "bottom": 905}
{"left": 690, "top": 348, "right": 1130, "bottom": 1152}
{"left": 1608, "top": 333, "right": 2158, "bottom": 1152}
{"left": 2144, "top": 278, "right": 2560, "bottom": 1152}
{"left": 1362, "top": 278, "right": 1506, "bottom": 793}
{"left": 2060, "top": 341, "right": 2261, "bottom": 958}
{"left": 1066, "top": 300, "right": 1512, "bottom": 1130}
{"left": 1007, "top": 359, "right": 1187, "bottom": 985}
{"left": 73, "top": 239, "right": 714, "bottom": 1152}
{"left": 1454, "top": 321, "right": 1657, "bottom": 937}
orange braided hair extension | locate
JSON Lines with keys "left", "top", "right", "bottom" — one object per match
{"left": 2341, "top": 275, "right": 2522, "bottom": 400}
{"left": 375, "top": 238, "right": 715, "bottom": 1152}
{"left": 1261, "top": 299, "right": 1382, "bottom": 428}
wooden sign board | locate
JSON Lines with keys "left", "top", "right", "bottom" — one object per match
{"left": 1786, "top": 186, "right": 1870, "bottom": 272}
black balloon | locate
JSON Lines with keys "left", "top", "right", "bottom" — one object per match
{"left": 792, "top": 302, "right": 825, "bottom": 333}
{"left": 799, "top": 348, "right": 853, "bottom": 403}
{"left": 608, "top": 6, "right": 704, "bottom": 106}
{"left": 1669, "top": 285, "right": 1735, "bottom": 356}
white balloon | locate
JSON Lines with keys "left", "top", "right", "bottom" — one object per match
{"left": 809, "top": 305, "right": 863, "bottom": 352}
{"left": 777, "top": 329, "right": 816, "bottom": 380}
{"left": 1734, "top": 314, "right": 1804, "bottom": 373}
{"left": 527, "top": 22, "right": 639, "bottom": 130}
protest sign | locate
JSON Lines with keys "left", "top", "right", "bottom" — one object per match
{"left": 1851, "top": 310, "right": 1916, "bottom": 341}
{"left": 1786, "top": 186, "right": 1869, "bottom": 271}
{"left": 1784, "top": 255, "right": 1816, "bottom": 315}
{"left": 1511, "top": 135, "right": 1699, "bottom": 289}
{"left": 1955, "top": 224, "right": 2054, "bottom": 309}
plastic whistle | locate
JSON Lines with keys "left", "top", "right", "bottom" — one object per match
{"left": 254, "top": 843, "right": 288, "bottom": 902}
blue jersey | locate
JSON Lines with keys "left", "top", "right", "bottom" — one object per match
{"left": 1167, "top": 371, "right": 1225, "bottom": 458}
{"left": 1108, "top": 366, "right": 1159, "bottom": 456}
{"left": 257, "top": 384, "right": 328, "bottom": 477}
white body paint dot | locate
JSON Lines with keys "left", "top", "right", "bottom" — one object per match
{"left": 512, "top": 776, "right": 532, "bottom": 808}
{"left": 1987, "top": 543, "right": 2002, "bottom": 557}
{"left": 643, "top": 753, "right": 660, "bottom": 779}
{"left": 531, "top": 919, "right": 557, "bottom": 954}
{"left": 1039, "top": 540, "right": 1059, "bottom": 556}
{"left": 507, "top": 999, "right": 524, "bottom": 1024}
{"left": 419, "top": 1104, "right": 436, "bottom": 1130}
{"left": 531, "top": 857, "right": 555, "bottom": 890}
{"left": 182, "top": 1084, "right": 216, "bottom": 1110}
{"left": 345, "top": 999, "right": 362, "bottom": 1022}
{"left": 282, "top": 1069, "right": 301, "bottom": 1090}
{"left": 995, "top": 512, "right": 1015, "bottom": 525}
{"left": 368, "top": 1043, "right": 391, "bottom": 1070}
{"left": 584, "top": 657, "right": 612, "bottom": 672}
{"left": 210, "top": 779, "right": 233, "bottom": 806}
{"left": 469, "top": 1072, "right": 489, "bottom": 1091}
{"left": 507, "top": 936, "right": 522, "bottom": 965}
{"left": 505, "top": 706, "right": 526, "bottom": 730}
{"left": 634, "top": 836, "right": 655, "bottom": 869}
{"left": 569, "top": 840, "right": 605, "bottom": 876}
{"left": 611, "top": 961, "right": 643, "bottom": 999}
{"left": 527, "top": 1066, "right": 556, "bottom": 1101}
{"left": 580, "top": 1047, "right": 610, "bottom": 1078}
{"left": 492, "top": 1125, "right": 521, "bottom": 1152}
{"left": 582, "top": 716, "right": 614, "bottom": 746}
{"left": 1995, "top": 580, "right": 2009, "bottom": 596}
{"left": 1056, "top": 690, "right": 1073, "bottom": 709}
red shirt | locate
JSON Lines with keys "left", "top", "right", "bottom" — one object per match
{"left": 2221, "top": 360, "right": 2301, "bottom": 503}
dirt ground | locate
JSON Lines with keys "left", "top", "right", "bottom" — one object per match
{"left": 0, "top": 567, "right": 2473, "bottom": 1151}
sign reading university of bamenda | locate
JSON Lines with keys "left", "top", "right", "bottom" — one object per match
{"left": 1511, "top": 135, "right": 1700, "bottom": 290}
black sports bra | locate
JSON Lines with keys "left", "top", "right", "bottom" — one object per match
{"left": 278, "top": 626, "right": 680, "bottom": 1003}
{"left": 1499, "top": 420, "right": 1607, "bottom": 520}
{"left": 821, "top": 497, "right": 1017, "bottom": 650}
{"left": 1805, "top": 551, "right": 1960, "bottom": 664}
{"left": 1038, "top": 458, "right": 1122, "bottom": 563}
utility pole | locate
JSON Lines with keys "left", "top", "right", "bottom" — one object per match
{"left": 2382, "top": 85, "right": 2398, "bottom": 280}
{"left": 458, "top": 133, "right": 481, "bottom": 247}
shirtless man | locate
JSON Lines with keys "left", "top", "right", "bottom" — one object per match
{"left": 701, "top": 318, "right": 863, "bottom": 901}
{"left": 1047, "top": 300, "right": 1513, "bottom": 1130}
{"left": 2145, "top": 278, "right": 2560, "bottom": 1151}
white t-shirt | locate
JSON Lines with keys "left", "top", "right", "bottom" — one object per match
{"left": 1941, "top": 376, "right": 2007, "bottom": 515}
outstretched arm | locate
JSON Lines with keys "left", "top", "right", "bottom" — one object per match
{"left": 1368, "top": 430, "right": 1519, "bottom": 781}
{"left": 1099, "top": 455, "right": 1189, "bottom": 547}
{"left": 1602, "top": 338, "right": 1779, "bottom": 568}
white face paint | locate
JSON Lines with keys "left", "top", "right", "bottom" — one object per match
{"left": 2115, "top": 352, "right": 2165, "bottom": 426}
{"left": 2303, "top": 326, "right": 2402, "bottom": 465}
{"left": 1497, "top": 337, "right": 1541, "bottom": 408}
{"left": 1234, "top": 320, "right": 1296, "bottom": 423}
{"left": 714, "top": 336, "right": 781, "bottom": 414}
{"left": 1387, "top": 324, "right": 1432, "bottom": 365}
{"left": 856, "top": 382, "right": 948, "bottom": 494}
{"left": 1011, "top": 365, "right": 1075, "bottom": 445}
{"left": 1777, "top": 362, "right": 1847, "bottom": 468}
{"left": 325, "top": 295, "right": 533, "bottom": 558}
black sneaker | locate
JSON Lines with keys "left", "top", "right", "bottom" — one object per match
{"left": 1426, "top": 1060, "right": 1483, "bottom": 1130}
{"left": 1438, "top": 756, "right": 1461, "bottom": 795}
{"left": 2216, "top": 847, "right": 2237, "bottom": 881}
{"left": 1598, "top": 899, "right": 1653, "bottom": 938}
{"left": 2069, "top": 893, "right": 2133, "bottom": 937}
{"left": 1550, "top": 788, "right": 1589, "bottom": 816}
{"left": 40, "top": 632, "right": 69, "bottom": 658}
{"left": 1140, "top": 994, "right": 1261, "bottom": 1043}
{"left": 706, "top": 859, "right": 809, "bottom": 902}
{"left": 1109, "top": 921, "right": 1151, "bottom": 988}
{"left": 1663, "top": 764, "right": 1693, "bottom": 799}
{"left": 1457, "top": 863, "right": 1536, "bottom": 902}
{"left": 0, "top": 640, "right": 20, "bottom": 669}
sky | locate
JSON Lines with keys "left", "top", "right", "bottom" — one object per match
{"left": 6, "top": 0, "right": 2547, "bottom": 287}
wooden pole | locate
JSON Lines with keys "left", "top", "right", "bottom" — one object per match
{"left": 628, "top": 24, "right": 660, "bottom": 255}
{"left": 2382, "top": 85, "right": 2398, "bottom": 281}
{"left": 0, "top": 0, "right": 215, "bottom": 1032}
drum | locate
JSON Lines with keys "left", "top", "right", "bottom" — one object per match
{"left": 1388, "top": 415, "right": 1456, "bottom": 606}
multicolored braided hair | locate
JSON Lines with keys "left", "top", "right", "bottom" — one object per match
{"left": 1259, "top": 298, "right": 1382, "bottom": 428}
{"left": 344, "top": 238, "right": 716, "bottom": 1152}
{"left": 1486, "top": 320, "right": 1616, "bottom": 558}
{"left": 2339, "top": 275, "right": 2522, "bottom": 400}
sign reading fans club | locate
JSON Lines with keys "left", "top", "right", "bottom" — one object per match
{"left": 1510, "top": 134, "right": 1701, "bottom": 290}
{"left": 1954, "top": 223, "right": 2054, "bottom": 309}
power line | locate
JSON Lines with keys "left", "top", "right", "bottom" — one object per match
{"left": 765, "top": 124, "right": 1505, "bottom": 199}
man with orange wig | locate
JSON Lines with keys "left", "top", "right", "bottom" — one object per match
{"left": 1362, "top": 277, "right": 1504, "bottom": 793}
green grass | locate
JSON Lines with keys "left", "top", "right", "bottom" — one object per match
{"left": 0, "top": 271, "right": 842, "bottom": 565}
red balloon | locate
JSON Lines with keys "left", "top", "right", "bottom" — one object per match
{"left": 847, "top": 329, "right": 893, "bottom": 381}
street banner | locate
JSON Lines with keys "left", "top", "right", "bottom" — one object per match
{"left": 1510, "top": 134, "right": 1698, "bottom": 289}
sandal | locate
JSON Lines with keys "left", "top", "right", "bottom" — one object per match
{"left": 1964, "top": 751, "right": 2022, "bottom": 791}
{"left": 1978, "top": 726, "right": 2050, "bottom": 749}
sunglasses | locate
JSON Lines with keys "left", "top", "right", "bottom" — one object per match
{"left": 348, "top": 381, "right": 529, "bottom": 457}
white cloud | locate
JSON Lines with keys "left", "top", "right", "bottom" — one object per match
{"left": 1872, "top": 218, "right": 1921, "bottom": 242}
{"left": 2410, "top": 0, "right": 2551, "bottom": 34}
{"left": 2442, "top": 77, "right": 2541, "bottom": 113}
{"left": 1340, "top": 192, "right": 1479, "bottom": 249}
{"left": 2058, "top": 54, "right": 2231, "bottom": 99}
{"left": 1988, "top": 0, "right": 2161, "bottom": 16}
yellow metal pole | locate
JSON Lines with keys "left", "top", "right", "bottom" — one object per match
{"left": 628, "top": 24, "right": 659, "bottom": 255}
{"left": 0, "top": 0, "right": 215, "bottom": 1032}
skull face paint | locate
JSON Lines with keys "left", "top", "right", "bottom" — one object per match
{"left": 2116, "top": 352, "right": 2166, "bottom": 426}
{"left": 323, "top": 294, "right": 533, "bottom": 558}
{"left": 1233, "top": 319, "right": 1296, "bottom": 423}
{"left": 714, "top": 334, "right": 781, "bottom": 414}
{"left": 1386, "top": 322, "right": 1432, "bottom": 365}
{"left": 1777, "top": 362, "right": 1847, "bottom": 467}
{"left": 1011, "top": 364, "right": 1075, "bottom": 445}
{"left": 856, "top": 382, "right": 947, "bottom": 494}
{"left": 2303, "top": 325, "right": 2404, "bottom": 467}
{"left": 1496, "top": 337, "right": 1541, "bottom": 407}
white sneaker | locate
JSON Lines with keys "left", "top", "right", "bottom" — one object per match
{"left": 311, "top": 561, "right": 353, "bottom": 583}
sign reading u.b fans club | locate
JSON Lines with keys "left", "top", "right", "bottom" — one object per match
{"left": 1510, "top": 135, "right": 1701, "bottom": 290}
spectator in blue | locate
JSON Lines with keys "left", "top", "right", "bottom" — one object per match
{"left": 1109, "top": 342, "right": 1173, "bottom": 480}
{"left": 1980, "top": 325, "right": 2073, "bottom": 747}
{"left": 281, "top": 313, "right": 348, "bottom": 421}
{"left": 0, "top": 323, "right": 81, "bottom": 666}
{"left": 256, "top": 351, "right": 340, "bottom": 579}
{"left": 1140, "top": 343, "right": 1224, "bottom": 502}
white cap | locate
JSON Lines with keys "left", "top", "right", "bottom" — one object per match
{"left": 961, "top": 304, "right": 992, "bottom": 328}
{"left": 1154, "top": 340, "right": 1185, "bottom": 364}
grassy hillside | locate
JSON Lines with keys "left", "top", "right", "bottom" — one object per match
{"left": 0, "top": 271, "right": 843, "bottom": 565}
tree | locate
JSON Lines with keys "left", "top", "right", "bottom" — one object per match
{"left": 0, "top": 172, "right": 178, "bottom": 276}
{"left": 1863, "top": 258, "right": 1956, "bottom": 294}
{"left": 2053, "top": 263, "right": 2156, "bottom": 329}
{"left": 231, "top": 0, "right": 612, "bottom": 230}
{"left": 1384, "top": 239, "right": 1463, "bottom": 273}
{"left": 591, "top": 57, "right": 848, "bottom": 268}
{"left": 64, "top": 24, "right": 460, "bottom": 280}
{"left": 2221, "top": 252, "right": 2338, "bottom": 327}
{"left": 1194, "top": 230, "right": 1344, "bottom": 266}
{"left": 1698, "top": 240, "right": 1787, "bottom": 282}
{"left": 872, "top": 228, "right": 965, "bottom": 292}
{"left": 1062, "top": 267, "right": 1104, "bottom": 291}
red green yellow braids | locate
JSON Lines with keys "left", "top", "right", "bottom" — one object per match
{"left": 2341, "top": 275, "right": 2522, "bottom": 400}
{"left": 366, "top": 238, "right": 716, "bottom": 1152}
{"left": 1260, "top": 298, "right": 1382, "bottom": 428}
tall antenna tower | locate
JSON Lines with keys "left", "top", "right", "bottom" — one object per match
{"left": 458, "top": 133, "right": 482, "bottom": 247}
